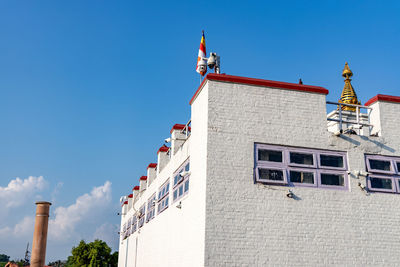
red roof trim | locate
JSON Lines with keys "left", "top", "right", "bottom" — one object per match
{"left": 170, "top": 124, "right": 191, "bottom": 134}
{"left": 365, "top": 94, "right": 400, "bottom": 106}
{"left": 140, "top": 176, "right": 147, "bottom": 181}
{"left": 170, "top": 124, "right": 186, "bottom": 133}
{"left": 133, "top": 186, "right": 140, "bottom": 191}
{"left": 189, "top": 73, "right": 329, "bottom": 105}
{"left": 128, "top": 194, "right": 133, "bottom": 198}
{"left": 147, "top": 163, "right": 157, "bottom": 169}
{"left": 122, "top": 200, "right": 128, "bottom": 206}
{"left": 157, "top": 146, "right": 170, "bottom": 154}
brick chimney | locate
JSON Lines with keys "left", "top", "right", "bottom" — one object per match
{"left": 31, "top": 201, "right": 51, "bottom": 267}
{"left": 139, "top": 176, "right": 147, "bottom": 193}
{"left": 157, "top": 145, "right": 170, "bottom": 174}
{"left": 170, "top": 124, "right": 189, "bottom": 155}
{"left": 147, "top": 163, "right": 157, "bottom": 186}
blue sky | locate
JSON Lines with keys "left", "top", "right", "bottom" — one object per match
{"left": 0, "top": 0, "right": 399, "bottom": 261}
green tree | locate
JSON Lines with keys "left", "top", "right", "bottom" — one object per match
{"left": 0, "top": 255, "right": 9, "bottom": 262}
{"left": 48, "top": 260, "right": 67, "bottom": 267}
{"left": 65, "top": 239, "right": 118, "bottom": 267}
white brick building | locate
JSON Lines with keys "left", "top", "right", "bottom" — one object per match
{"left": 118, "top": 70, "right": 400, "bottom": 267}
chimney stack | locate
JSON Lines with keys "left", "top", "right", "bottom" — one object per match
{"left": 31, "top": 201, "right": 51, "bottom": 267}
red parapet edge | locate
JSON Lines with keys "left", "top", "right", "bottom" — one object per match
{"left": 157, "top": 145, "right": 170, "bottom": 154}
{"left": 140, "top": 176, "right": 147, "bottom": 181}
{"left": 170, "top": 124, "right": 186, "bottom": 133}
{"left": 189, "top": 73, "right": 329, "bottom": 105}
{"left": 170, "top": 124, "right": 191, "bottom": 134}
{"left": 128, "top": 194, "right": 133, "bottom": 198}
{"left": 122, "top": 200, "right": 128, "bottom": 206}
{"left": 133, "top": 186, "right": 140, "bottom": 191}
{"left": 147, "top": 163, "right": 157, "bottom": 169}
{"left": 365, "top": 94, "right": 400, "bottom": 106}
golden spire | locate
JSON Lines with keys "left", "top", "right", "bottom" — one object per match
{"left": 338, "top": 62, "right": 361, "bottom": 111}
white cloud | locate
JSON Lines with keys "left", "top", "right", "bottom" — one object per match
{"left": 0, "top": 176, "right": 47, "bottom": 208}
{"left": 0, "top": 216, "right": 35, "bottom": 239}
{"left": 93, "top": 223, "right": 119, "bottom": 251}
{"left": 0, "top": 178, "right": 116, "bottom": 261}
{"left": 49, "top": 181, "right": 112, "bottom": 240}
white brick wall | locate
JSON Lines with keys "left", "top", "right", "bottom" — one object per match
{"left": 118, "top": 84, "right": 209, "bottom": 267}
{"left": 204, "top": 80, "right": 400, "bottom": 266}
{"left": 119, "top": 77, "right": 400, "bottom": 267}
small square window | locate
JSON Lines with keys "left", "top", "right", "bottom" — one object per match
{"left": 367, "top": 175, "right": 396, "bottom": 193}
{"left": 184, "top": 179, "right": 189, "bottom": 192}
{"left": 290, "top": 152, "right": 314, "bottom": 166}
{"left": 179, "top": 185, "right": 183, "bottom": 196}
{"left": 370, "top": 177, "right": 392, "bottom": 190}
{"left": 320, "top": 154, "right": 344, "bottom": 168}
{"left": 289, "top": 170, "right": 314, "bottom": 184}
{"left": 320, "top": 173, "right": 344, "bottom": 186}
{"left": 370, "top": 177, "right": 393, "bottom": 190}
{"left": 369, "top": 159, "right": 391, "bottom": 171}
{"left": 258, "top": 168, "right": 285, "bottom": 182}
{"left": 258, "top": 149, "right": 283, "bottom": 163}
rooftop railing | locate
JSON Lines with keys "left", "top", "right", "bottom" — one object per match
{"left": 326, "top": 101, "right": 373, "bottom": 134}
{"left": 181, "top": 119, "right": 191, "bottom": 138}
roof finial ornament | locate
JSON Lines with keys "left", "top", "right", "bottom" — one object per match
{"left": 338, "top": 62, "right": 360, "bottom": 111}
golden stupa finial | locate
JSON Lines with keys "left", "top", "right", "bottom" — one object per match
{"left": 338, "top": 62, "right": 360, "bottom": 111}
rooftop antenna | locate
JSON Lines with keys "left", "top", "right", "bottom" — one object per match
{"left": 24, "top": 242, "right": 30, "bottom": 265}
{"left": 196, "top": 30, "right": 221, "bottom": 84}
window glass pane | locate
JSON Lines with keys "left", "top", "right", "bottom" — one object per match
{"left": 173, "top": 190, "right": 177, "bottom": 200}
{"left": 397, "top": 162, "right": 400, "bottom": 173}
{"left": 369, "top": 159, "right": 391, "bottom": 171}
{"left": 184, "top": 180, "right": 189, "bottom": 192}
{"left": 179, "top": 185, "right": 183, "bottom": 196}
{"left": 370, "top": 177, "right": 392, "bottom": 189}
{"left": 290, "top": 152, "right": 314, "bottom": 165}
{"left": 258, "top": 149, "right": 282, "bottom": 162}
{"left": 320, "top": 155, "right": 344, "bottom": 168}
{"left": 166, "top": 183, "right": 169, "bottom": 192}
{"left": 321, "top": 173, "right": 344, "bottom": 186}
{"left": 185, "top": 163, "right": 190, "bottom": 171}
{"left": 165, "top": 197, "right": 169, "bottom": 206}
{"left": 258, "top": 169, "right": 284, "bottom": 181}
{"left": 289, "top": 171, "right": 314, "bottom": 184}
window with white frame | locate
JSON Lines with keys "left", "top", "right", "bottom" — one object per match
{"left": 146, "top": 194, "right": 156, "bottom": 222}
{"left": 127, "top": 218, "right": 131, "bottom": 236}
{"left": 138, "top": 204, "right": 145, "bottom": 228}
{"left": 365, "top": 155, "right": 400, "bottom": 193}
{"left": 173, "top": 159, "right": 190, "bottom": 202}
{"left": 132, "top": 216, "right": 138, "bottom": 233}
{"left": 122, "top": 223, "right": 127, "bottom": 239}
{"left": 255, "top": 144, "right": 348, "bottom": 189}
{"left": 158, "top": 180, "right": 170, "bottom": 214}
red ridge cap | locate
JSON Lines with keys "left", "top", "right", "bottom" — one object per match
{"left": 133, "top": 186, "right": 140, "bottom": 191}
{"left": 140, "top": 176, "right": 147, "bottom": 181}
{"left": 157, "top": 145, "right": 170, "bottom": 154}
{"left": 128, "top": 194, "right": 133, "bottom": 198}
{"left": 122, "top": 200, "right": 128, "bottom": 206}
{"left": 365, "top": 94, "right": 400, "bottom": 106}
{"left": 147, "top": 163, "right": 157, "bottom": 169}
{"left": 189, "top": 73, "right": 329, "bottom": 105}
{"left": 170, "top": 124, "right": 191, "bottom": 134}
{"left": 170, "top": 124, "right": 186, "bottom": 133}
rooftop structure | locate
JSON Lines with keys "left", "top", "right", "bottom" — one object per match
{"left": 118, "top": 65, "right": 400, "bottom": 266}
